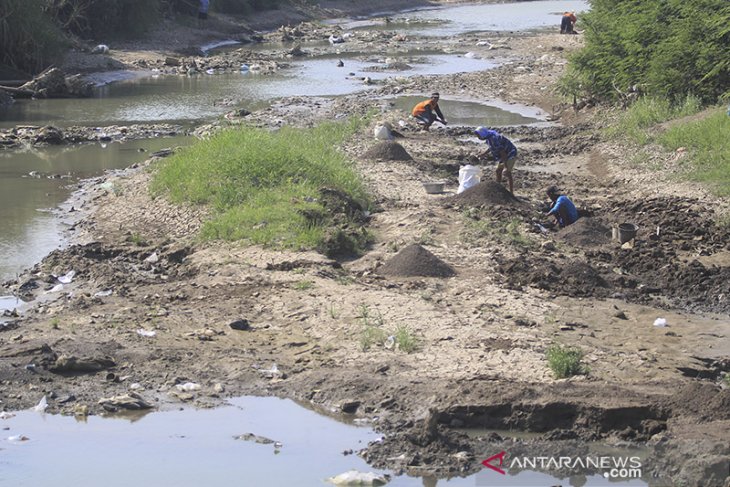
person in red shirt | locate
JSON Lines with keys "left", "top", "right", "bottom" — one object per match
{"left": 411, "top": 92, "right": 447, "bottom": 131}
{"left": 560, "top": 12, "right": 577, "bottom": 34}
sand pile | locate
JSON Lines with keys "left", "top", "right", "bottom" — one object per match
{"left": 450, "top": 181, "right": 519, "bottom": 206}
{"left": 378, "top": 244, "right": 455, "bottom": 277}
{"left": 363, "top": 141, "right": 412, "bottom": 161}
{"left": 555, "top": 217, "right": 612, "bottom": 247}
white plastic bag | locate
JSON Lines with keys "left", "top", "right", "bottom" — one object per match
{"left": 373, "top": 125, "right": 392, "bottom": 141}
{"left": 457, "top": 165, "right": 482, "bottom": 194}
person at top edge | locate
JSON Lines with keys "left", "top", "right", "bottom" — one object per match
{"left": 474, "top": 126, "right": 518, "bottom": 194}
{"left": 546, "top": 186, "right": 579, "bottom": 227}
{"left": 411, "top": 92, "right": 447, "bottom": 131}
{"left": 561, "top": 11, "right": 577, "bottom": 34}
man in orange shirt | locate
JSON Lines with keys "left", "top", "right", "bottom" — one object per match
{"left": 560, "top": 12, "right": 577, "bottom": 34}
{"left": 411, "top": 92, "right": 447, "bottom": 131}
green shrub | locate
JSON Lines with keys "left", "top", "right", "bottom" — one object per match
{"left": 605, "top": 95, "right": 702, "bottom": 144}
{"left": 546, "top": 344, "right": 587, "bottom": 379}
{"left": 0, "top": 0, "right": 65, "bottom": 74}
{"left": 564, "top": 0, "right": 730, "bottom": 104}
{"left": 151, "top": 121, "right": 370, "bottom": 254}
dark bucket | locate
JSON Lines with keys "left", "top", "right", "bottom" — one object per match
{"left": 618, "top": 222, "right": 638, "bottom": 243}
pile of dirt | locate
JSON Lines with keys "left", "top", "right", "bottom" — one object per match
{"left": 498, "top": 257, "right": 608, "bottom": 298}
{"left": 665, "top": 383, "right": 730, "bottom": 421}
{"left": 555, "top": 217, "right": 612, "bottom": 247}
{"left": 378, "top": 244, "right": 455, "bottom": 278}
{"left": 450, "top": 181, "right": 519, "bottom": 207}
{"left": 363, "top": 141, "right": 412, "bottom": 161}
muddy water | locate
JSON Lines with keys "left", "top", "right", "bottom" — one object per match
{"left": 0, "top": 137, "right": 190, "bottom": 281}
{"left": 342, "top": 0, "right": 589, "bottom": 35}
{"left": 0, "top": 396, "right": 645, "bottom": 487}
{"left": 386, "top": 96, "right": 542, "bottom": 127}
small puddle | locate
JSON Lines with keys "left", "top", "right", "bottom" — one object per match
{"left": 0, "top": 295, "right": 24, "bottom": 312}
{"left": 0, "top": 136, "right": 191, "bottom": 281}
{"left": 384, "top": 95, "right": 543, "bottom": 127}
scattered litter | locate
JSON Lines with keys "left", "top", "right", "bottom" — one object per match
{"left": 129, "top": 383, "right": 144, "bottom": 391}
{"left": 7, "top": 435, "right": 30, "bottom": 442}
{"left": 259, "top": 363, "right": 280, "bottom": 378}
{"left": 91, "top": 44, "right": 109, "bottom": 54}
{"left": 31, "top": 396, "right": 47, "bottom": 413}
{"left": 144, "top": 252, "right": 159, "bottom": 263}
{"left": 0, "top": 412, "right": 16, "bottom": 419}
{"left": 384, "top": 335, "right": 395, "bottom": 350}
{"left": 45, "top": 284, "right": 63, "bottom": 294}
{"left": 98, "top": 392, "right": 153, "bottom": 411}
{"left": 136, "top": 329, "right": 156, "bottom": 337}
{"left": 175, "top": 382, "right": 201, "bottom": 392}
{"left": 57, "top": 270, "right": 75, "bottom": 284}
{"left": 94, "top": 289, "right": 113, "bottom": 297}
{"left": 653, "top": 318, "right": 668, "bottom": 327}
{"left": 327, "top": 470, "right": 389, "bottom": 486}
{"left": 240, "top": 64, "right": 250, "bottom": 71}
{"left": 463, "top": 51, "right": 478, "bottom": 59}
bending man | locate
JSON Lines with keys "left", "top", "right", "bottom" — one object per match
{"left": 475, "top": 126, "right": 518, "bottom": 194}
{"left": 412, "top": 92, "right": 447, "bottom": 131}
{"left": 546, "top": 186, "right": 578, "bottom": 227}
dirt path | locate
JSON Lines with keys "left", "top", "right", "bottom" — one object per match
{"left": 2, "top": 2, "right": 729, "bottom": 486}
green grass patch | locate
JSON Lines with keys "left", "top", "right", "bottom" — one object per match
{"left": 151, "top": 121, "right": 370, "bottom": 254}
{"left": 393, "top": 324, "right": 419, "bottom": 353}
{"left": 605, "top": 96, "right": 702, "bottom": 144}
{"left": 657, "top": 108, "right": 730, "bottom": 195}
{"left": 546, "top": 344, "right": 587, "bottom": 379}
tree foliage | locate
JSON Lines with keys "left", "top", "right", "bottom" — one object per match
{"left": 565, "top": 0, "right": 730, "bottom": 104}
{"left": 0, "top": 0, "right": 65, "bottom": 75}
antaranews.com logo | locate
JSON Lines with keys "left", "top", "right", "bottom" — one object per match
{"left": 481, "top": 450, "right": 642, "bottom": 481}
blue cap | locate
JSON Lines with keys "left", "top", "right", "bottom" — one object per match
{"left": 475, "top": 126, "right": 491, "bottom": 139}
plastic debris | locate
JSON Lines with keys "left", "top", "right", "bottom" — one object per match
{"left": 259, "top": 363, "right": 280, "bottom": 378}
{"left": 144, "top": 252, "right": 159, "bottom": 263}
{"left": 0, "top": 412, "right": 16, "bottom": 419}
{"left": 7, "top": 435, "right": 30, "bottom": 442}
{"left": 653, "top": 318, "right": 668, "bottom": 327}
{"left": 240, "top": 64, "right": 250, "bottom": 71}
{"left": 31, "top": 395, "right": 47, "bottom": 413}
{"left": 384, "top": 336, "right": 395, "bottom": 350}
{"left": 136, "top": 329, "right": 156, "bottom": 337}
{"left": 45, "top": 284, "right": 63, "bottom": 294}
{"left": 57, "top": 270, "right": 75, "bottom": 284}
{"left": 94, "top": 289, "right": 113, "bottom": 297}
{"left": 175, "top": 382, "right": 201, "bottom": 392}
{"left": 327, "top": 470, "right": 389, "bottom": 486}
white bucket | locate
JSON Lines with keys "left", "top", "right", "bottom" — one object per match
{"left": 457, "top": 165, "right": 482, "bottom": 194}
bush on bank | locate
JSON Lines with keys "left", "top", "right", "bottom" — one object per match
{"left": 151, "top": 121, "right": 371, "bottom": 255}
{"left": 0, "top": 0, "right": 65, "bottom": 75}
{"left": 564, "top": 0, "right": 730, "bottom": 105}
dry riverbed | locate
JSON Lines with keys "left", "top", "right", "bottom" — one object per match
{"left": 1, "top": 1, "right": 729, "bottom": 485}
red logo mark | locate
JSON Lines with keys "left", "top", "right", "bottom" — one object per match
{"left": 482, "top": 451, "right": 507, "bottom": 475}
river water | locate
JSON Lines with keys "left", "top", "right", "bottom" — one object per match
{"left": 0, "top": 2, "right": 645, "bottom": 486}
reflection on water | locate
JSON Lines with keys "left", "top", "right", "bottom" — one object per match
{"left": 0, "top": 137, "right": 191, "bottom": 281}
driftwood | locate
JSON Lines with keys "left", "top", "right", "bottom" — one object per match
{"left": 0, "top": 85, "right": 35, "bottom": 98}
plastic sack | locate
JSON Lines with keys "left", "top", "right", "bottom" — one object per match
{"left": 373, "top": 124, "right": 392, "bottom": 141}
{"left": 457, "top": 165, "right": 482, "bottom": 194}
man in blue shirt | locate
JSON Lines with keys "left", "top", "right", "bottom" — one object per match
{"left": 546, "top": 186, "right": 578, "bottom": 227}
{"left": 475, "top": 126, "right": 518, "bottom": 194}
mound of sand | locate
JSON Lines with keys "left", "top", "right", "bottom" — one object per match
{"left": 363, "top": 141, "right": 412, "bottom": 161}
{"left": 378, "top": 244, "right": 455, "bottom": 278}
{"left": 555, "top": 217, "right": 612, "bottom": 247}
{"left": 450, "top": 181, "right": 519, "bottom": 206}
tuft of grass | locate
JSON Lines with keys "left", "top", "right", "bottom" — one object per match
{"left": 151, "top": 120, "right": 370, "bottom": 252}
{"left": 546, "top": 344, "right": 587, "bottom": 379}
{"left": 360, "top": 326, "right": 387, "bottom": 351}
{"left": 461, "top": 213, "right": 534, "bottom": 249}
{"left": 293, "top": 280, "right": 314, "bottom": 291}
{"left": 394, "top": 324, "right": 419, "bottom": 353}
{"left": 127, "top": 232, "right": 148, "bottom": 246}
{"left": 328, "top": 303, "right": 339, "bottom": 319}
